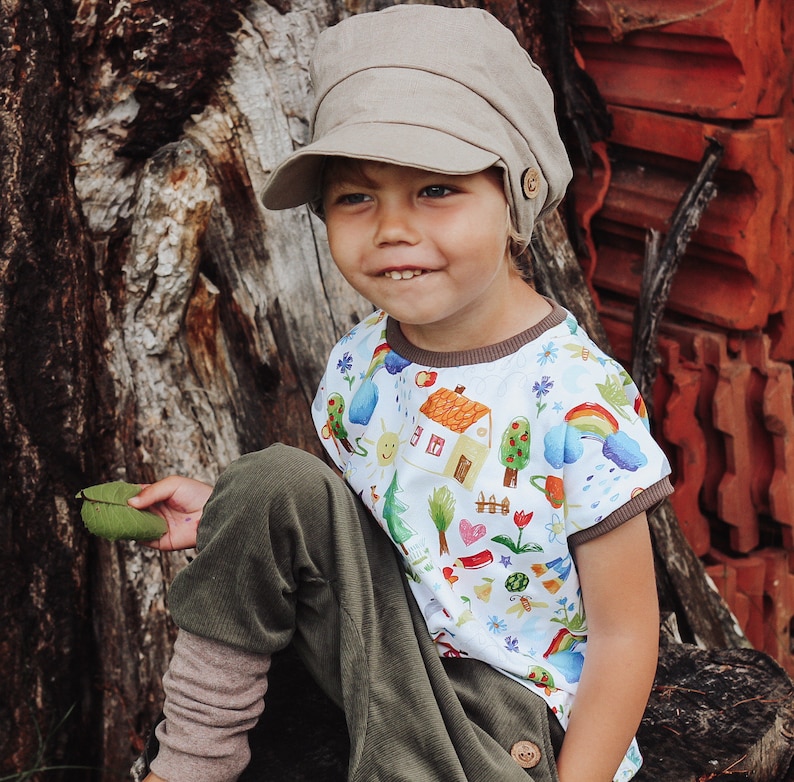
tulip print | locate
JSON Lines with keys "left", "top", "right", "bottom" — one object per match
{"left": 491, "top": 509, "right": 542, "bottom": 555}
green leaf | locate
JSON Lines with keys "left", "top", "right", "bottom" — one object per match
{"left": 490, "top": 534, "right": 543, "bottom": 555}
{"left": 75, "top": 481, "right": 167, "bottom": 541}
{"left": 490, "top": 534, "right": 525, "bottom": 554}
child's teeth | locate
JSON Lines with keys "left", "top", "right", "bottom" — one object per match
{"left": 386, "top": 270, "right": 423, "bottom": 279}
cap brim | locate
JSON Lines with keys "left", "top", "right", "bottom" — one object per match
{"left": 261, "top": 123, "right": 500, "bottom": 210}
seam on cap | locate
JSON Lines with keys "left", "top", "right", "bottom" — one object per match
{"left": 312, "top": 65, "right": 537, "bottom": 162}
{"left": 308, "top": 119, "right": 504, "bottom": 162}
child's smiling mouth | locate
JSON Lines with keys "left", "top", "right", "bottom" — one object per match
{"left": 383, "top": 269, "right": 427, "bottom": 280}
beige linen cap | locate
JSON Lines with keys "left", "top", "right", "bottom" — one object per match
{"left": 260, "top": 4, "right": 572, "bottom": 241}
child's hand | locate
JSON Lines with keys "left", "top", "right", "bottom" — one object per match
{"left": 128, "top": 476, "right": 213, "bottom": 551}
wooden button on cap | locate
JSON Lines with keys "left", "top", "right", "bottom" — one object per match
{"left": 510, "top": 739, "right": 542, "bottom": 768}
{"left": 521, "top": 167, "right": 541, "bottom": 199}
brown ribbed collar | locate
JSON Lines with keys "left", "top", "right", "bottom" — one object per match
{"left": 385, "top": 298, "right": 567, "bottom": 368}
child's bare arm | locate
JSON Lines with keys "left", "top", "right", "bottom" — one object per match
{"left": 128, "top": 476, "right": 213, "bottom": 551}
{"left": 555, "top": 512, "right": 659, "bottom": 782}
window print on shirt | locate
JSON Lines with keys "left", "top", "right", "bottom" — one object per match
{"left": 404, "top": 385, "right": 492, "bottom": 490}
{"left": 427, "top": 433, "right": 445, "bottom": 456}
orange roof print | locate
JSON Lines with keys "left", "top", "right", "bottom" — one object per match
{"left": 419, "top": 386, "right": 491, "bottom": 434}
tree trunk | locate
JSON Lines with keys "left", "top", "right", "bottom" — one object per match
{"left": 1, "top": 0, "right": 106, "bottom": 774}
{"left": 73, "top": 0, "right": 379, "bottom": 773}
{"left": 4, "top": 0, "right": 372, "bottom": 776}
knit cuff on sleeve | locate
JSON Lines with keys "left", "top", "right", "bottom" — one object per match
{"left": 150, "top": 630, "right": 271, "bottom": 782}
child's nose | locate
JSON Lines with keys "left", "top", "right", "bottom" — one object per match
{"left": 373, "top": 203, "right": 420, "bottom": 246}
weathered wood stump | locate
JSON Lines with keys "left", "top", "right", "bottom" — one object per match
{"left": 637, "top": 643, "right": 794, "bottom": 782}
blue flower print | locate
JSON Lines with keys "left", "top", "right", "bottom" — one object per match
{"left": 533, "top": 376, "right": 553, "bottom": 398}
{"left": 487, "top": 615, "right": 507, "bottom": 634}
{"left": 337, "top": 352, "right": 353, "bottom": 373}
{"left": 337, "top": 351, "right": 356, "bottom": 390}
{"left": 533, "top": 375, "right": 553, "bottom": 416}
{"left": 537, "top": 342, "right": 558, "bottom": 366}
{"left": 546, "top": 514, "right": 564, "bottom": 543}
{"left": 504, "top": 636, "right": 520, "bottom": 653}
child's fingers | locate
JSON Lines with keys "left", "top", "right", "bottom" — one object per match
{"left": 128, "top": 477, "right": 180, "bottom": 508}
{"left": 141, "top": 516, "right": 200, "bottom": 551}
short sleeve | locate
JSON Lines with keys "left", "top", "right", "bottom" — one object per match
{"left": 541, "top": 356, "right": 672, "bottom": 542}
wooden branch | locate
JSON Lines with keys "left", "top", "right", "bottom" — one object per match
{"left": 648, "top": 499, "right": 749, "bottom": 650}
{"left": 529, "top": 210, "right": 611, "bottom": 352}
{"left": 631, "top": 137, "right": 725, "bottom": 413}
{"left": 623, "top": 136, "right": 749, "bottom": 649}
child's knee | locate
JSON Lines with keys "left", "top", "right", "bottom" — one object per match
{"left": 218, "top": 444, "right": 337, "bottom": 506}
{"left": 197, "top": 444, "right": 343, "bottom": 557}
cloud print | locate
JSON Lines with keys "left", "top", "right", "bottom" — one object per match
{"left": 544, "top": 423, "right": 584, "bottom": 469}
{"left": 602, "top": 431, "right": 647, "bottom": 471}
{"left": 545, "top": 423, "right": 647, "bottom": 472}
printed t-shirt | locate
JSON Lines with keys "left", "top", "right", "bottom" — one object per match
{"left": 312, "top": 302, "right": 673, "bottom": 781}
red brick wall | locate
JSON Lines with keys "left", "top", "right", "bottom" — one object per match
{"left": 571, "top": 0, "right": 794, "bottom": 671}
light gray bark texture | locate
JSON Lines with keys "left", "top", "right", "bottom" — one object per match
{"left": 70, "top": 0, "right": 370, "bottom": 771}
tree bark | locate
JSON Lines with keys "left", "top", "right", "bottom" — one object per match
{"left": 71, "top": 1, "right": 376, "bottom": 773}
{"left": 5, "top": 0, "right": 371, "bottom": 776}
{"left": 0, "top": 0, "right": 107, "bottom": 774}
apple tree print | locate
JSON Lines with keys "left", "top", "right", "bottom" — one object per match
{"left": 499, "top": 416, "right": 531, "bottom": 488}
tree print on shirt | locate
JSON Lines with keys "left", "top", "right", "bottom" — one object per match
{"left": 382, "top": 471, "right": 415, "bottom": 555}
{"left": 322, "top": 392, "right": 353, "bottom": 453}
{"left": 427, "top": 485, "right": 455, "bottom": 556}
{"left": 499, "top": 416, "right": 530, "bottom": 487}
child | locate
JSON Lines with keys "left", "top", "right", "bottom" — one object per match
{"left": 133, "top": 5, "right": 672, "bottom": 781}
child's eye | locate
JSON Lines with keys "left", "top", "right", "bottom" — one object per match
{"left": 337, "top": 192, "right": 371, "bottom": 205}
{"left": 421, "top": 185, "right": 454, "bottom": 198}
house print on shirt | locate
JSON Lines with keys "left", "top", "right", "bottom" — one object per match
{"left": 404, "top": 385, "right": 492, "bottom": 490}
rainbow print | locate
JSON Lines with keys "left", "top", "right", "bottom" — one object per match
{"left": 564, "top": 403, "right": 619, "bottom": 440}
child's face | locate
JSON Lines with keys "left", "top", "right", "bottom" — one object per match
{"left": 323, "top": 159, "right": 521, "bottom": 350}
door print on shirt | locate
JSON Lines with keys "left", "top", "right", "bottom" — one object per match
{"left": 402, "top": 385, "right": 492, "bottom": 489}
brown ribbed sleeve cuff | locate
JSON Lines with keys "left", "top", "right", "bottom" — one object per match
{"left": 568, "top": 477, "right": 673, "bottom": 549}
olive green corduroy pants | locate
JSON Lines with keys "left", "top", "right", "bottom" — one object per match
{"left": 167, "top": 444, "right": 563, "bottom": 781}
